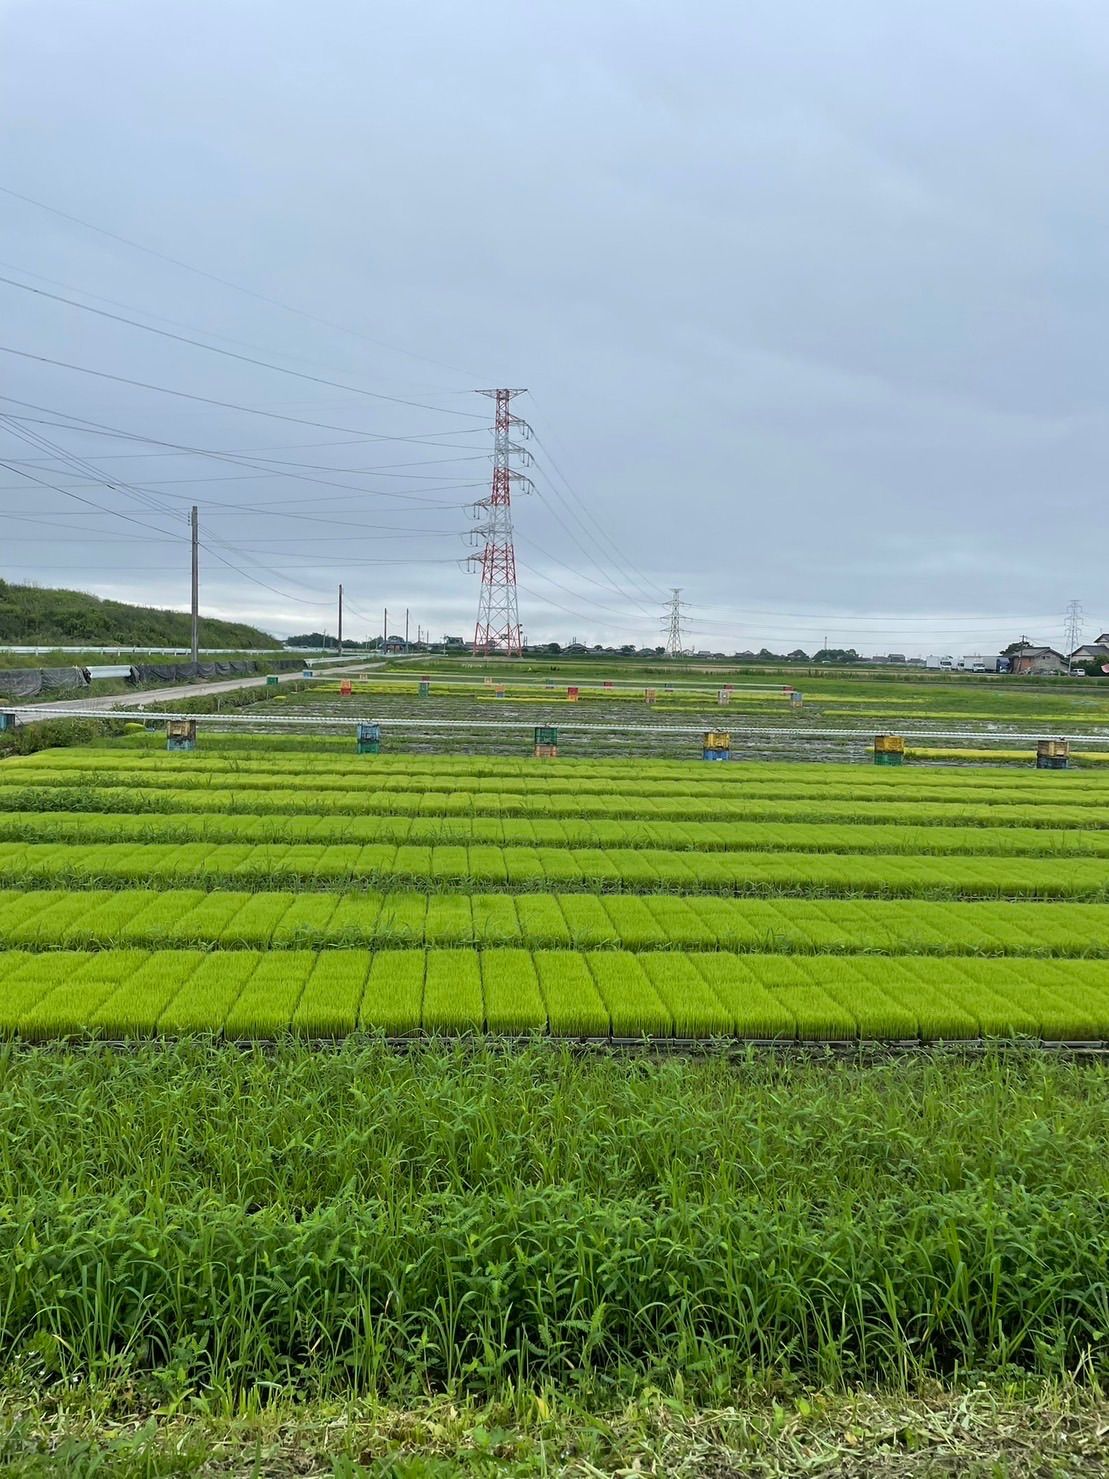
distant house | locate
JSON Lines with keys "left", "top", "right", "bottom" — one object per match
{"left": 1009, "top": 645, "right": 1067, "bottom": 676}
{"left": 1096, "top": 633, "right": 1109, "bottom": 645}
{"left": 1071, "top": 643, "right": 1109, "bottom": 664}
{"left": 443, "top": 635, "right": 465, "bottom": 648}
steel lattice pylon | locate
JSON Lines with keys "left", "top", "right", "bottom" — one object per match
{"left": 471, "top": 388, "right": 528, "bottom": 655}
{"left": 663, "top": 587, "right": 687, "bottom": 657}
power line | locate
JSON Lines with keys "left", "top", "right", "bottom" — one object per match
{"left": 0, "top": 426, "right": 485, "bottom": 464}
{"left": 0, "top": 418, "right": 180, "bottom": 518}
{"left": 527, "top": 459, "right": 659, "bottom": 618}
{"left": 0, "top": 182, "right": 480, "bottom": 379}
{"left": 0, "top": 418, "right": 361, "bottom": 608}
{"left": 0, "top": 349, "right": 491, "bottom": 444}
{"left": 0, "top": 257, "right": 475, "bottom": 396}
{"left": 525, "top": 404, "right": 667, "bottom": 602}
{"left": 0, "top": 272, "right": 487, "bottom": 418}
{"left": 0, "top": 461, "right": 185, "bottom": 539}
{"left": 515, "top": 558, "right": 653, "bottom": 622}
{"left": 0, "top": 399, "right": 485, "bottom": 504}
{"left": 513, "top": 585, "right": 652, "bottom": 642}
{"left": 516, "top": 466, "right": 659, "bottom": 620}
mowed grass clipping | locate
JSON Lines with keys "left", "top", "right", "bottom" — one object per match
{"left": 2, "top": 740, "right": 1109, "bottom": 1040}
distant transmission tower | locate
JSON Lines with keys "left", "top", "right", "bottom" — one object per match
{"left": 470, "top": 388, "right": 531, "bottom": 656}
{"left": 1064, "top": 598, "right": 1084, "bottom": 672}
{"left": 662, "top": 587, "right": 687, "bottom": 657}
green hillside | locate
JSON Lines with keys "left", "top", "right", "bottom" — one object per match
{"left": 0, "top": 581, "right": 277, "bottom": 650}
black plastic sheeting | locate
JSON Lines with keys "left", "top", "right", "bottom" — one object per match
{"left": 128, "top": 660, "right": 263, "bottom": 684}
{"left": 0, "top": 666, "right": 91, "bottom": 699}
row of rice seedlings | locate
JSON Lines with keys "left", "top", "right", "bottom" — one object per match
{"left": 636, "top": 954, "right": 734, "bottom": 1036}
{"left": 12, "top": 759, "right": 1109, "bottom": 811}
{"left": 36, "top": 742, "right": 1109, "bottom": 784}
{"left": 0, "top": 951, "right": 97, "bottom": 1025}
{"left": 513, "top": 894, "right": 572, "bottom": 946}
{"left": 174, "top": 810, "right": 1109, "bottom": 857}
{"left": 2, "top": 946, "right": 1109, "bottom": 1038}
{"left": 3, "top": 839, "right": 1109, "bottom": 899}
{"left": 373, "top": 893, "right": 429, "bottom": 946}
{"left": 688, "top": 954, "right": 796, "bottom": 1037}
{"left": 25, "top": 745, "right": 1109, "bottom": 796}
{"left": 5, "top": 883, "right": 1109, "bottom": 959}
{"left": 815, "top": 957, "right": 921, "bottom": 1039}
{"left": 9, "top": 773, "right": 1109, "bottom": 833}
{"left": 0, "top": 888, "right": 115, "bottom": 946}
{"left": 269, "top": 894, "right": 343, "bottom": 945}
{"left": 15, "top": 774, "right": 1109, "bottom": 834}
{"left": 155, "top": 953, "right": 261, "bottom": 1034}
{"left": 1015, "top": 958, "right": 1109, "bottom": 1038}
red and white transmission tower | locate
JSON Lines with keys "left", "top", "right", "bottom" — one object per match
{"left": 470, "top": 387, "right": 530, "bottom": 655}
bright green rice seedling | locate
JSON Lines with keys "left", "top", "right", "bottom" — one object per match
{"left": 156, "top": 952, "right": 260, "bottom": 1034}
{"left": 360, "top": 950, "right": 424, "bottom": 1033}
{"left": 17, "top": 950, "right": 151, "bottom": 1040}
{"left": 482, "top": 949, "right": 547, "bottom": 1033}
{"left": 291, "top": 952, "right": 370, "bottom": 1035}
{"left": 470, "top": 893, "right": 521, "bottom": 947}
{"left": 585, "top": 951, "right": 672, "bottom": 1037}
{"left": 423, "top": 893, "right": 474, "bottom": 945}
{"left": 422, "top": 948, "right": 483, "bottom": 1031}
{"left": 533, "top": 949, "right": 609, "bottom": 1035}
{"left": 223, "top": 953, "right": 317, "bottom": 1037}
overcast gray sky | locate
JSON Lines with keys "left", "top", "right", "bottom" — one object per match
{"left": 1, "top": 0, "right": 1106, "bottom": 655}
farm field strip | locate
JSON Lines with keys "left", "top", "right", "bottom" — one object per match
{"left": 4, "top": 782, "right": 1107, "bottom": 831}
{"left": 2, "top": 945, "right": 1108, "bottom": 1039}
{"left": 18, "top": 749, "right": 1093, "bottom": 780}
{"left": 4, "top": 743, "right": 1109, "bottom": 1040}
{"left": 3, "top": 807, "right": 1109, "bottom": 857}
{"left": 10, "top": 756, "right": 1109, "bottom": 803}
{"left": 0, "top": 839, "right": 1106, "bottom": 898}
{"left": 1, "top": 887, "right": 1107, "bottom": 956}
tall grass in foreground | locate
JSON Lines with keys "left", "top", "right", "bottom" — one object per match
{"left": 0, "top": 1041, "right": 1106, "bottom": 1407}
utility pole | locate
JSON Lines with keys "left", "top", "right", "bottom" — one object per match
{"left": 405, "top": 607, "right": 409, "bottom": 650}
{"left": 383, "top": 606, "right": 388, "bottom": 657}
{"left": 337, "top": 584, "right": 343, "bottom": 657}
{"left": 1064, "top": 599, "right": 1084, "bottom": 673}
{"left": 662, "top": 588, "right": 687, "bottom": 657}
{"left": 471, "top": 388, "right": 529, "bottom": 655}
{"left": 190, "top": 505, "right": 199, "bottom": 665}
